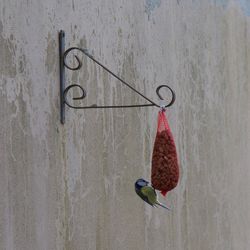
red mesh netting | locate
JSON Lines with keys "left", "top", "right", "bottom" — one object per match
{"left": 151, "top": 110, "right": 179, "bottom": 196}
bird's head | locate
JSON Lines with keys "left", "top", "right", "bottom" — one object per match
{"left": 135, "top": 178, "right": 149, "bottom": 190}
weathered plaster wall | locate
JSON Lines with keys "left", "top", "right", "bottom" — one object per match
{"left": 0, "top": 0, "right": 250, "bottom": 249}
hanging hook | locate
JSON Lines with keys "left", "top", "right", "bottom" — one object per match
{"left": 156, "top": 85, "right": 176, "bottom": 108}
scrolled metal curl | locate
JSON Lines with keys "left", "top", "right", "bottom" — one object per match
{"left": 63, "top": 47, "right": 92, "bottom": 71}
{"left": 63, "top": 84, "right": 87, "bottom": 109}
{"left": 155, "top": 85, "right": 176, "bottom": 108}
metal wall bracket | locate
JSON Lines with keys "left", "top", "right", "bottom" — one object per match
{"left": 59, "top": 30, "right": 176, "bottom": 124}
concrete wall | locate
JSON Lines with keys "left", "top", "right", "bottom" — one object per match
{"left": 1, "top": 1, "right": 250, "bottom": 249}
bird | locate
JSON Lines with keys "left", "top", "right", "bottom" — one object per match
{"left": 135, "top": 178, "right": 171, "bottom": 210}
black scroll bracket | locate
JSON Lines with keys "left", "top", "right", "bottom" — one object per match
{"left": 59, "top": 30, "right": 176, "bottom": 124}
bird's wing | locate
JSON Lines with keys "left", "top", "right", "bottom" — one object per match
{"left": 135, "top": 189, "right": 153, "bottom": 206}
{"left": 141, "top": 186, "right": 157, "bottom": 205}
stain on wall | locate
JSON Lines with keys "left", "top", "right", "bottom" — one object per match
{"left": 145, "top": 0, "right": 161, "bottom": 17}
{"left": 0, "top": 21, "right": 17, "bottom": 78}
{"left": 238, "top": 0, "right": 250, "bottom": 16}
{"left": 214, "top": 0, "right": 250, "bottom": 16}
{"left": 45, "top": 32, "right": 57, "bottom": 74}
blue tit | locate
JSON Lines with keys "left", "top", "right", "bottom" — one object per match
{"left": 135, "top": 178, "right": 171, "bottom": 210}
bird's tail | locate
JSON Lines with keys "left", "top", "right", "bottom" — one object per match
{"left": 156, "top": 201, "right": 171, "bottom": 211}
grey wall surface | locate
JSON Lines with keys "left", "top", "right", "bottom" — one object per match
{"left": 1, "top": 1, "right": 250, "bottom": 249}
